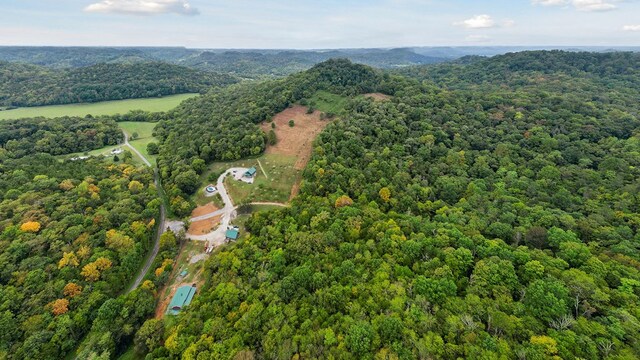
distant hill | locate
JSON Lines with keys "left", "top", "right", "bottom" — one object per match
{"left": 0, "top": 46, "right": 447, "bottom": 78}
{"left": 395, "top": 50, "right": 640, "bottom": 91}
{"left": 0, "top": 62, "right": 237, "bottom": 107}
{"left": 182, "top": 48, "right": 445, "bottom": 77}
{"left": 0, "top": 46, "right": 196, "bottom": 68}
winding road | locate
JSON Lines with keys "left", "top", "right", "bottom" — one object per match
{"left": 186, "top": 169, "right": 288, "bottom": 244}
{"left": 124, "top": 131, "right": 166, "bottom": 293}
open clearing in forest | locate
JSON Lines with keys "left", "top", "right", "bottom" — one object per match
{"left": 206, "top": 154, "right": 298, "bottom": 204}
{"left": 363, "top": 92, "right": 392, "bottom": 101}
{"left": 0, "top": 93, "right": 198, "bottom": 120}
{"left": 260, "top": 105, "right": 330, "bottom": 170}
{"left": 119, "top": 121, "right": 159, "bottom": 164}
{"left": 155, "top": 240, "right": 207, "bottom": 318}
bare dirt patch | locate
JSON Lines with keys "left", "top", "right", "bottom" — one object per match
{"left": 364, "top": 93, "right": 392, "bottom": 101}
{"left": 260, "top": 105, "right": 330, "bottom": 170}
{"left": 191, "top": 203, "right": 219, "bottom": 218}
{"left": 187, "top": 215, "right": 221, "bottom": 235}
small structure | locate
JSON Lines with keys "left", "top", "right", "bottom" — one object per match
{"left": 244, "top": 167, "right": 257, "bottom": 178}
{"left": 225, "top": 228, "right": 240, "bottom": 242}
{"left": 179, "top": 270, "right": 188, "bottom": 278}
{"left": 70, "top": 156, "right": 89, "bottom": 161}
{"left": 111, "top": 148, "right": 123, "bottom": 155}
{"left": 204, "top": 185, "right": 218, "bottom": 197}
{"left": 166, "top": 285, "right": 196, "bottom": 315}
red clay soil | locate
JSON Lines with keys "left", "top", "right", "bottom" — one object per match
{"left": 187, "top": 215, "right": 221, "bottom": 235}
{"left": 260, "top": 105, "right": 330, "bottom": 170}
{"left": 191, "top": 203, "right": 219, "bottom": 218}
{"left": 364, "top": 93, "right": 392, "bottom": 101}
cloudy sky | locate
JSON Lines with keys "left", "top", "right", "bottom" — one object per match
{"left": 0, "top": 0, "right": 638, "bottom": 48}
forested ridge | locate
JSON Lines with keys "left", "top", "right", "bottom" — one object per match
{"left": 0, "top": 116, "right": 122, "bottom": 157}
{"left": 135, "top": 52, "right": 640, "bottom": 359}
{"left": 0, "top": 62, "right": 237, "bottom": 107}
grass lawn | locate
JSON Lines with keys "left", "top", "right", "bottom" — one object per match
{"left": 119, "top": 121, "right": 159, "bottom": 165}
{"left": 208, "top": 154, "right": 298, "bottom": 205}
{"left": 193, "top": 189, "right": 225, "bottom": 208}
{"left": 308, "top": 90, "right": 349, "bottom": 114}
{"left": 0, "top": 93, "right": 198, "bottom": 120}
{"left": 61, "top": 144, "right": 146, "bottom": 167}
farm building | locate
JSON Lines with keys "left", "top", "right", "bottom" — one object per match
{"left": 166, "top": 285, "right": 196, "bottom": 315}
{"left": 244, "top": 167, "right": 257, "bottom": 178}
{"left": 225, "top": 228, "right": 239, "bottom": 242}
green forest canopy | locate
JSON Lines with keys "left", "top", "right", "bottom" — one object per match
{"left": 1, "top": 51, "right": 640, "bottom": 359}
{"left": 142, "top": 52, "right": 640, "bottom": 359}
{"left": 0, "top": 62, "right": 237, "bottom": 107}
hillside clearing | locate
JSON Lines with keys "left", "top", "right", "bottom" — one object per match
{"left": 260, "top": 105, "right": 330, "bottom": 170}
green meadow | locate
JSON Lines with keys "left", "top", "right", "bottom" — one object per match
{"left": 119, "top": 121, "right": 159, "bottom": 165}
{"left": 0, "top": 93, "right": 198, "bottom": 120}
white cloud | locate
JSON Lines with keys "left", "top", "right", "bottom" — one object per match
{"left": 455, "top": 15, "right": 496, "bottom": 29}
{"left": 572, "top": 0, "right": 617, "bottom": 11}
{"left": 532, "top": 0, "right": 569, "bottom": 5}
{"left": 532, "top": 0, "right": 618, "bottom": 12}
{"left": 623, "top": 24, "right": 640, "bottom": 31}
{"left": 85, "top": 0, "right": 199, "bottom": 16}
{"left": 454, "top": 15, "right": 516, "bottom": 29}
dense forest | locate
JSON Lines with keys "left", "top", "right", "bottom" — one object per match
{"left": 0, "top": 46, "right": 196, "bottom": 68}
{"left": 0, "top": 152, "right": 162, "bottom": 358}
{"left": 0, "top": 62, "right": 237, "bottom": 107}
{"left": 136, "top": 52, "right": 640, "bottom": 359}
{"left": 0, "top": 116, "right": 122, "bottom": 157}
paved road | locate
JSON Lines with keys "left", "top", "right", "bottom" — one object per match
{"left": 124, "top": 130, "right": 166, "bottom": 293}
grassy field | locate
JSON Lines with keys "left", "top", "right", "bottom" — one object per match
{"left": 308, "top": 90, "right": 349, "bottom": 114}
{"left": 119, "top": 121, "right": 159, "bottom": 165}
{"left": 61, "top": 143, "right": 146, "bottom": 167}
{"left": 205, "top": 154, "right": 298, "bottom": 205}
{"left": 0, "top": 93, "right": 198, "bottom": 120}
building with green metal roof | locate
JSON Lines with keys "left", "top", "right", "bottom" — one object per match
{"left": 225, "top": 228, "right": 240, "bottom": 241}
{"left": 244, "top": 167, "right": 257, "bottom": 178}
{"left": 166, "top": 285, "right": 196, "bottom": 315}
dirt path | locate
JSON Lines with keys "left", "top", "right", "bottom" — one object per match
{"left": 257, "top": 159, "right": 269, "bottom": 179}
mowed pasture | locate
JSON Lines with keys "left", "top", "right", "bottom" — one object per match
{"left": 204, "top": 154, "right": 299, "bottom": 205}
{"left": 119, "top": 121, "right": 159, "bottom": 164}
{"left": 0, "top": 93, "right": 198, "bottom": 120}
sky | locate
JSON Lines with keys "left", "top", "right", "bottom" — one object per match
{"left": 0, "top": 0, "right": 639, "bottom": 49}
